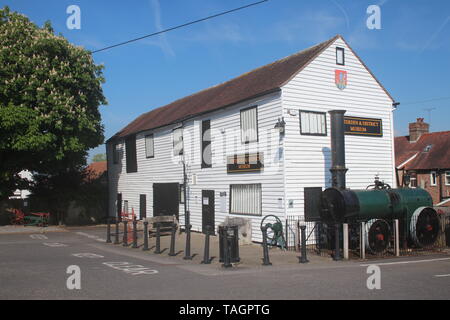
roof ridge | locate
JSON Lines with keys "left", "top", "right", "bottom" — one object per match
{"left": 111, "top": 35, "right": 341, "bottom": 140}
{"left": 140, "top": 35, "right": 340, "bottom": 114}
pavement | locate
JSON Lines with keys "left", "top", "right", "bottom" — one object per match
{"left": 0, "top": 224, "right": 449, "bottom": 300}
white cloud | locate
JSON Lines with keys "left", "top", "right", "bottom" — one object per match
{"left": 149, "top": 0, "right": 175, "bottom": 57}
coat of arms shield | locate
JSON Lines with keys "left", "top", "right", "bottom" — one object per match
{"left": 335, "top": 70, "right": 347, "bottom": 90}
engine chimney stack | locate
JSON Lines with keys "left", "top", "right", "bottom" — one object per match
{"left": 329, "top": 110, "right": 348, "bottom": 190}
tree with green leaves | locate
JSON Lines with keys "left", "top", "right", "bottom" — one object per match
{"left": 92, "top": 153, "right": 107, "bottom": 162}
{"left": 0, "top": 6, "right": 107, "bottom": 200}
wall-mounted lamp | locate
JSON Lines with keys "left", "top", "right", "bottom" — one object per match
{"left": 392, "top": 102, "right": 400, "bottom": 110}
{"left": 274, "top": 117, "right": 286, "bottom": 134}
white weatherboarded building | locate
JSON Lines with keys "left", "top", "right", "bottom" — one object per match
{"left": 107, "top": 35, "right": 396, "bottom": 242}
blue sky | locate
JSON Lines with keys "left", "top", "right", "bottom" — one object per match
{"left": 2, "top": 0, "right": 449, "bottom": 161}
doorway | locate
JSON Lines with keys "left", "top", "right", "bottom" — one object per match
{"left": 202, "top": 190, "right": 215, "bottom": 234}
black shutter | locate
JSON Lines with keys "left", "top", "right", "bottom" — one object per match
{"left": 139, "top": 194, "right": 146, "bottom": 220}
{"left": 201, "top": 120, "right": 212, "bottom": 168}
{"left": 125, "top": 135, "right": 137, "bottom": 173}
{"left": 117, "top": 193, "right": 122, "bottom": 221}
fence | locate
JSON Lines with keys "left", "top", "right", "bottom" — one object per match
{"left": 285, "top": 213, "right": 450, "bottom": 260}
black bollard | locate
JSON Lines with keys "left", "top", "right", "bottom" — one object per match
{"left": 261, "top": 226, "right": 272, "bottom": 266}
{"left": 201, "top": 225, "right": 212, "bottom": 264}
{"left": 132, "top": 218, "right": 138, "bottom": 248}
{"left": 106, "top": 217, "right": 112, "bottom": 243}
{"left": 222, "top": 227, "right": 233, "bottom": 268}
{"left": 168, "top": 223, "right": 177, "bottom": 256}
{"left": 183, "top": 224, "right": 192, "bottom": 260}
{"left": 114, "top": 220, "right": 119, "bottom": 244}
{"left": 333, "top": 223, "right": 342, "bottom": 261}
{"left": 142, "top": 221, "right": 149, "bottom": 251}
{"left": 154, "top": 223, "right": 161, "bottom": 254}
{"left": 122, "top": 220, "right": 129, "bottom": 247}
{"left": 299, "top": 225, "right": 309, "bottom": 263}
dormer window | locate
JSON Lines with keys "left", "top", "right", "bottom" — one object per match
{"left": 336, "top": 47, "right": 345, "bottom": 66}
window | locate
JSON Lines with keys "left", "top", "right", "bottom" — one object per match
{"left": 145, "top": 134, "right": 154, "bottom": 158}
{"left": 201, "top": 120, "right": 212, "bottom": 168}
{"left": 300, "top": 110, "right": 327, "bottom": 136}
{"left": 430, "top": 171, "right": 437, "bottom": 186}
{"left": 230, "top": 184, "right": 262, "bottom": 216}
{"left": 113, "top": 143, "right": 119, "bottom": 164}
{"left": 240, "top": 106, "right": 258, "bottom": 143}
{"left": 410, "top": 172, "right": 417, "bottom": 188}
{"left": 125, "top": 135, "right": 137, "bottom": 173}
{"left": 446, "top": 171, "right": 450, "bottom": 186}
{"left": 336, "top": 47, "right": 345, "bottom": 65}
{"left": 173, "top": 128, "right": 184, "bottom": 156}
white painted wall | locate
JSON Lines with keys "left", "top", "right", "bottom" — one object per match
{"left": 107, "top": 37, "right": 397, "bottom": 243}
{"left": 281, "top": 37, "right": 396, "bottom": 218}
{"left": 108, "top": 92, "right": 285, "bottom": 242}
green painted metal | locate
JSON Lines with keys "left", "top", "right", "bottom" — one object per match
{"left": 352, "top": 190, "right": 392, "bottom": 219}
{"left": 347, "top": 188, "right": 433, "bottom": 220}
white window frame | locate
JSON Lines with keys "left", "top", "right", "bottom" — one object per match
{"left": 145, "top": 134, "right": 154, "bottom": 158}
{"left": 336, "top": 47, "right": 345, "bottom": 65}
{"left": 230, "top": 184, "right": 262, "bottom": 216}
{"left": 240, "top": 106, "right": 258, "bottom": 144}
{"left": 445, "top": 171, "right": 450, "bottom": 186}
{"left": 410, "top": 172, "right": 417, "bottom": 188}
{"left": 300, "top": 110, "right": 327, "bottom": 136}
{"left": 430, "top": 171, "right": 437, "bottom": 186}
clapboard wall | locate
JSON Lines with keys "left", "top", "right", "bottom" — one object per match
{"left": 108, "top": 92, "right": 285, "bottom": 242}
{"left": 281, "top": 37, "right": 396, "bottom": 218}
{"left": 107, "top": 36, "right": 397, "bottom": 242}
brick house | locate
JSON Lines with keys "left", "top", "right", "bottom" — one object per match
{"left": 395, "top": 118, "right": 450, "bottom": 206}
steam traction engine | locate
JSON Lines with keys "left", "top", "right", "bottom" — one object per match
{"left": 305, "top": 110, "right": 441, "bottom": 255}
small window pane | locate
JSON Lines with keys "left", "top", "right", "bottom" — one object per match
{"left": 336, "top": 47, "right": 345, "bottom": 65}
{"left": 300, "top": 111, "right": 327, "bottom": 135}
{"left": 230, "top": 184, "right": 261, "bottom": 216}
{"left": 241, "top": 107, "right": 258, "bottom": 143}
{"left": 145, "top": 134, "right": 154, "bottom": 158}
{"left": 430, "top": 172, "right": 437, "bottom": 186}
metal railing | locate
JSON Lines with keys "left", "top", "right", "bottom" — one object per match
{"left": 286, "top": 214, "right": 450, "bottom": 260}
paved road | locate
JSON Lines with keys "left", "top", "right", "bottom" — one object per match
{"left": 0, "top": 227, "right": 449, "bottom": 300}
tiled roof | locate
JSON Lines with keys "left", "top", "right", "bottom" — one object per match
{"left": 85, "top": 161, "right": 107, "bottom": 180}
{"left": 395, "top": 131, "right": 450, "bottom": 170}
{"left": 110, "top": 35, "right": 341, "bottom": 139}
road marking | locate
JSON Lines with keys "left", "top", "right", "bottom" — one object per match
{"left": 76, "top": 232, "right": 106, "bottom": 242}
{"left": 72, "top": 253, "right": 104, "bottom": 258}
{"left": 434, "top": 274, "right": 450, "bottom": 278}
{"left": 43, "top": 242, "right": 68, "bottom": 247}
{"left": 30, "top": 234, "right": 48, "bottom": 240}
{"left": 360, "top": 257, "right": 450, "bottom": 267}
{"left": 103, "top": 262, "right": 158, "bottom": 276}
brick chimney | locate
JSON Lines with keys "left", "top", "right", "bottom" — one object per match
{"left": 409, "top": 118, "right": 429, "bottom": 142}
